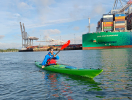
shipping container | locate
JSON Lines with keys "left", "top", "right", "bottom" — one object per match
{"left": 115, "top": 19, "right": 125, "bottom": 21}
{"left": 104, "top": 29, "right": 113, "bottom": 31}
{"left": 115, "top": 23, "right": 125, "bottom": 26}
{"left": 103, "top": 24, "right": 113, "bottom": 27}
{"left": 96, "top": 27, "right": 101, "bottom": 32}
{"left": 115, "top": 25, "right": 125, "bottom": 28}
{"left": 115, "top": 14, "right": 125, "bottom": 17}
{"left": 103, "top": 14, "right": 113, "bottom": 18}
{"left": 115, "top": 16, "right": 125, "bottom": 19}
{"left": 115, "top": 28, "right": 125, "bottom": 30}
{"left": 126, "top": 12, "right": 132, "bottom": 30}
{"left": 103, "top": 22, "right": 113, "bottom": 25}
{"left": 127, "top": 24, "right": 132, "bottom": 30}
{"left": 103, "top": 18, "right": 113, "bottom": 22}
{"left": 115, "top": 21, "right": 125, "bottom": 24}
{"left": 104, "top": 26, "right": 113, "bottom": 29}
{"left": 100, "top": 18, "right": 103, "bottom": 22}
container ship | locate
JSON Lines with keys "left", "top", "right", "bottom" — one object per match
{"left": 82, "top": 0, "right": 132, "bottom": 50}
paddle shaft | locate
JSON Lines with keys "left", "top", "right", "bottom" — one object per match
{"left": 55, "top": 50, "right": 60, "bottom": 56}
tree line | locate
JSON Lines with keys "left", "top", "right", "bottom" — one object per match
{"left": 0, "top": 49, "right": 19, "bottom": 52}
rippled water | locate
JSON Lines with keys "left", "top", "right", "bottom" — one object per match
{"left": 0, "top": 49, "right": 132, "bottom": 100}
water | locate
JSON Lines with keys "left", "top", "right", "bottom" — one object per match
{"left": 0, "top": 49, "right": 132, "bottom": 100}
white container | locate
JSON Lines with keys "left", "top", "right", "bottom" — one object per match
{"left": 103, "top": 15, "right": 113, "bottom": 18}
{"left": 115, "top": 23, "right": 125, "bottom": 26}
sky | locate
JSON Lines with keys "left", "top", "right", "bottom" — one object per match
{"left": 0, "top": 0, "right": 126, "bottom": 49}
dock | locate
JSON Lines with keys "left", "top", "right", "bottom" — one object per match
{"left": 19, "top": 44, "right": 82, "bottom": 52}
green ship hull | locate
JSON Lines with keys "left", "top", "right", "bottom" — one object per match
{"left": 82, "top": 31, "right": 132, "bottom": 50}
{"left": 35, "top": 62, "right": 103, "bottom": 78}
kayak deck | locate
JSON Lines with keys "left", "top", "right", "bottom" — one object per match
{"left": 35, "top": 62, "right": 103, "bottom": 79}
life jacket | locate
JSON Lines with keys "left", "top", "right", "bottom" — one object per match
{"left": 47, "top": 54, "right": 57, "bottom": 65}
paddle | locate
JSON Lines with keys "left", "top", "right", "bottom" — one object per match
{"left": 39, "top": 40, "right": 70, "bottom": 71}
{"left": 54, "top": 40, "right": 70, "bottom": 56}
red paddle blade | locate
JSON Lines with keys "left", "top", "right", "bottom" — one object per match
{"left": 60, "top": 40, "right": 70, "bottom": 50}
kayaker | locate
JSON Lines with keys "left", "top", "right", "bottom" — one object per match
{"left": 42, "top": 47, "right": 59, "bottom": 68}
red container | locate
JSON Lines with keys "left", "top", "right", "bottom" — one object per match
{"left": 103, "top": 24, "right": 113, "bottom": 27}
{"left": 115, "top": 19, "right": 125, "bottom": 21}
{"left": 115, "top": 25, "right": 125, "bottom": 28}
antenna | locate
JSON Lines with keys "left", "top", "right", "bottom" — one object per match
{"left": 88, "top": 18, "right": 90, "bottom": 33}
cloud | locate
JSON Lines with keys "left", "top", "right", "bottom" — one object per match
{"left": 18, "top": 2, "right": 29, "bottom": 8}
{"left": 38, "top": 29, "right": 61, "bottom": 41}
{"left": 33, "top": 0, "right": 55, "bottom": 6}
{"left": 42, "top": 29, "right": 61, "bottom": 35}
{"left": 60, "top": 31, "right": 87, "bottom": 44}
{"left": 73, "top": 27, "right": 80, "bottom": 31}
{"left": 0, "top": 0, "right": 115, "bottom": 49}
{"left": 1, "top": 0, "right": 111, "bottom": 27}
{"left": 0, "top": 0, "right": 108, "bottom": 31}
{"left": 16, "top": 1, "right": 34, "bottom": 11}
{"left": 0, "top": 35, "right": 5, "bottom": 39}
{"left": 90, "top": 3, "right": 106, "bottom": 18}
{"left": 30, "top": 0, "right": 55, "bottom": 23}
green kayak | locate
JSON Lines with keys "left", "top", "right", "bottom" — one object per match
{"left": 35, "top": 62, "right": 103, "bottom": 79}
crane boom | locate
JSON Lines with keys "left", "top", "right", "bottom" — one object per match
{"left": 111, "top": 0, "right": 132, "bottom": 14}
{"left": 119, "top": 0, "right": 132, "bottom": 13}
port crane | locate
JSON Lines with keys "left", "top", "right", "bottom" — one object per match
{"left": 111, "top": 0, "right": 132, "bottom": 14}
{"left": 20, "top": 22, "right": 39, "bottom": 48}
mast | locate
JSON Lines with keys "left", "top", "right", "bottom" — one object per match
{"left": 88, "top": 18, "right": 90, "bottom": 33}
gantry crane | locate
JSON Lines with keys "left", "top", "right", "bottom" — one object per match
{"left": 20, "top": 22, "right": 39, "bottom": 48}
{"left": 111, "top": 0, "right": 132, "bottom": 14}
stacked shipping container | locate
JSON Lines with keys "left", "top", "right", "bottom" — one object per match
{"left": 126, "top": 13, "right": 132, "bottom": 30}
{"left": 96, "top": 13, "right": 130, "bottom": 32}
{"left": 103, "top": 14, "right": 113, "bottom": 31}
{"left": 97, "top": 18, "right": 103, "bottom": 32}
{"left": 114, "top": 14, "right": 126, "bottom": 30}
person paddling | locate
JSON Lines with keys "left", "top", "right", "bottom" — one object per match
{"left": 42, "top": 47, "right": 59, "bottom": 68}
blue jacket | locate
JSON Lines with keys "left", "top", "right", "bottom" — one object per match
{"left": 42, "top": 52, "right": 59, "bottom": 66}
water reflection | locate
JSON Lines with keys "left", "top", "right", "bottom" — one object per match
{"left": 41, "top": 71, "right": 73, "bottom": 99}
{"left": 41, "top": 71, "right": 102, "bottom": 99}
{"left": 81, "top": 49, "right": 132, "bottom": 99}
{"left": 99, "top": 49, "right": 132, "bottom": 99}
{"left": 82, "top": 50, "right": 102, "bottom": 69}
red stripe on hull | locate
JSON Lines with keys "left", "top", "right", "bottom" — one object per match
{"left": 83, "top": 45, "right": 132, "bottom": 50}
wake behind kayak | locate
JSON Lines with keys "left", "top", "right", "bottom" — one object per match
{"left": 35, "top": 62, "right": 103, "bottom": 79}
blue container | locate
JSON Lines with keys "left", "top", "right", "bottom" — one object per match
{"left": 115, "top": 28, "right": 125, "bottom": 30}
{"left": 115, "top": 14, "right": 125, "bottom": 17}
{"left": 115, "top": 21, "right": 125, "bottom": 24}
{"left": 104, "top": 29, "right": 113, "bottom": 31}
{"left": 103, "top": 18, "right": 113, "bottom": 22}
